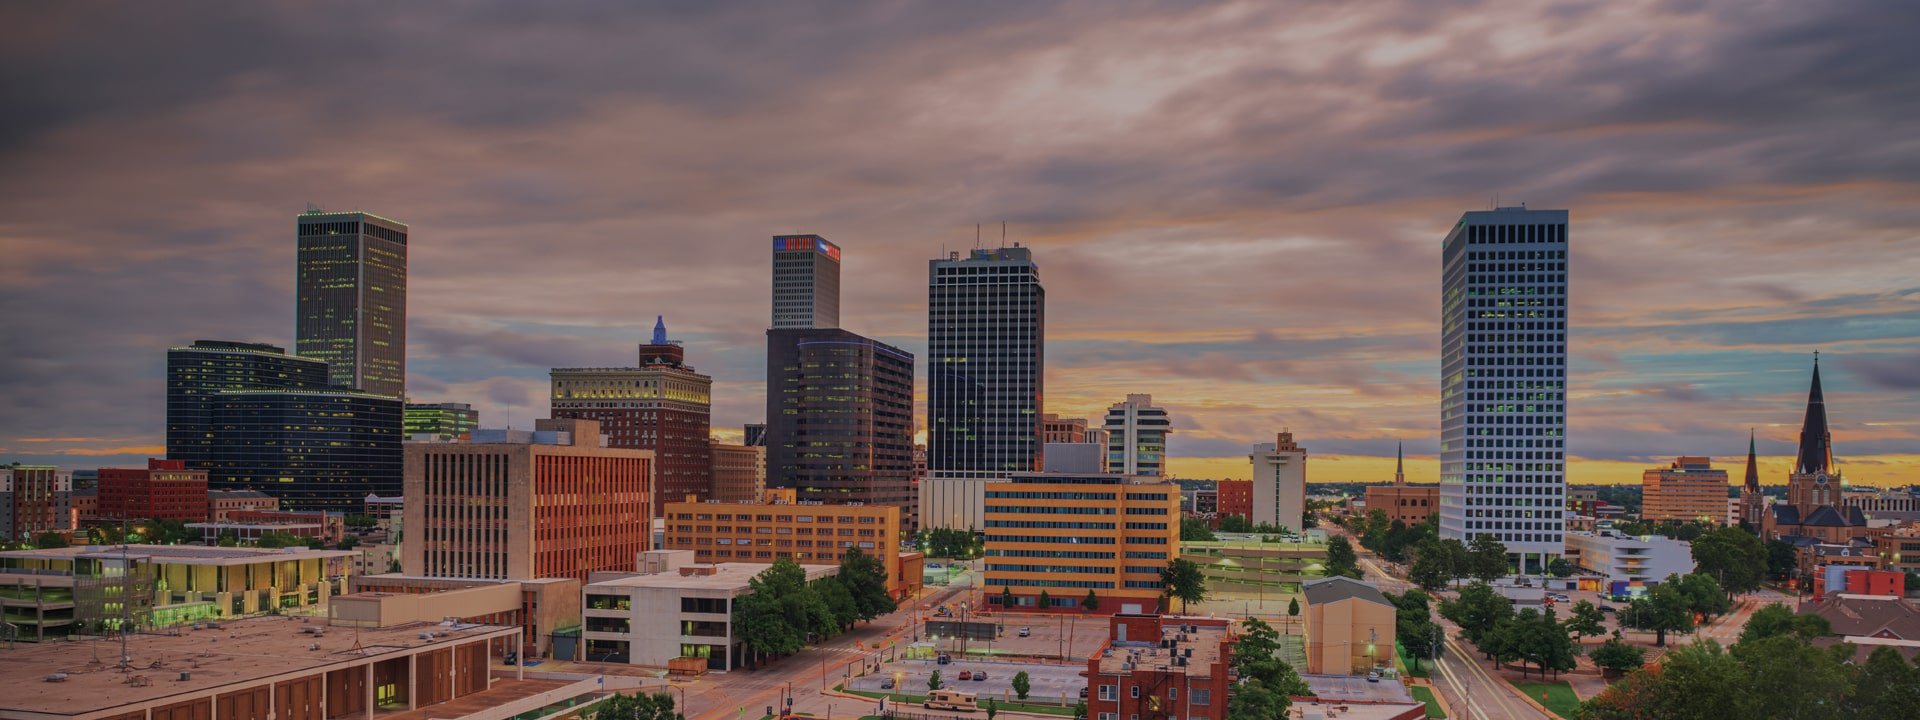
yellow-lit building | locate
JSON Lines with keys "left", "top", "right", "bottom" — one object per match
{"left": 1303, "top": 576, "right": 1397, "bottom": 675}
{"left": 661, "top": 489, "right": 922, "bottom": 599}
{"left": 1642, "top": 456, "right": 1730, "bottom": 525}
{"left": 982, "top": 473, "right": 1180, "bottom": 614}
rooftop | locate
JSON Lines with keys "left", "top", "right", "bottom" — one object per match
{"left": 1303, "top": 576, "right": 1392, "bottom": 607}
{"left": 1095, "top": 621, "right": 1225, "bottom": 678}
{"left": 0, "top": 544, "right": 355, "bottom": 566}
{"left": 0, "top": 615, "right": 513, "bottom": 718}
{"left": 586, "top": 562, "right": 837, "bottom": 592}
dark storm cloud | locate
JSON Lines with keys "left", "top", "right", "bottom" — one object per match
{"left": 2, "top": 0, "right": 1917, "bottom": 474}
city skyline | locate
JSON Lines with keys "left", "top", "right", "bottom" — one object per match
{"left": 2, "top": 3, "right": 1917, "bottom": 487}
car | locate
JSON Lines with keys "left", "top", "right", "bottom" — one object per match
{"left": 973, "top": 672, "right": 987, "bottom": 681}
{"left": 1018, "top": 627, "right": 1031, "bottom": 637}
{"left": 1549, "top": 593, "right": 1570, "bottom": 603}
{"left": 881, "top": 678, "right": 896, "bottom": 689}
{"left": 958, "top": 671, "right": 973, "bottom": 681}
{"left": 1600, "top": 605, "right": 1617, "bottom": 614}
{"left": 1366, "top": 671, "right": 1381, "bottom": 683}
{"left": 938, "top": 654, "right": 952, "bottom": 665}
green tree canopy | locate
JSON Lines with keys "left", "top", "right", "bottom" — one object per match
{"left": 1466, "top": 534, "right": 1510, "bottom": 581}
{"left": 1737, "top": 603, "right": 1831, "bottom": 645}
{"left": 1323, "top": 535, "right": 1362, "bottom": 579}
{"left": 1565, "top": 600, "right": 1607, "bottom": 641}
{"left": 1587, "top": 634, "right": 1646, "bottom": 675}
{"left": 1180, "top": 518, "right": 1217, "bottom": 542}
{"left": 1083, "top": 589, "right": 1099, "bottom": 612}
{"left": 837, "top": 547, "right": 897, "bottom": 621}
{"left": 1218, "top": 515, "right": 1253, "bottom": 533}
{"left": 592, "top": 692, "right": 683, "bottom": 720}
{"left": 1690, "top": 526, "right": 1768, "bottom": 596}
{"left": 1160, "top": 558, "right": 1208, "bottom": 611}
{"left": 1012, "top": 671, "right": 1031, "bottom": 700}
{"left": 33, "top": 531, "right": 68, "bottom": 549}
{"left": 1439, "top": 581, "right": 1513, "bottom": 646}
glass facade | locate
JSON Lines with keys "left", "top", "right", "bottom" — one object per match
{"left": 166, "top": 341, "right": 329, "bottom": 463}
{"left": 764, "top": 328, "right": 917, "bottom": 521}
{"left": 927, "top": 247, "right": 1045, "bottom": 478}
{"left": 405, "top": 402, "right": 480, "bottom": 440}
{"left": 1439, "top": 207, "right": 1570, "bottom": 573}
{"left": 204, "top": 390, "right": 403, "bottom": 510}
{"left": 296, "top": 211, "right": 408, "bottom": 398}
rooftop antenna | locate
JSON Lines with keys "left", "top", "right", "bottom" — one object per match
{"left": 305, "top": 201, "right": 324, "bottom": 213}
{"left": 1001, "top": 221, "right": 1006, "bottom": 246}
{"left": 975, "top": 223, "right": 981, "bottom": 249}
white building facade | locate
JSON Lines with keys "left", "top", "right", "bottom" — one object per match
{"left": 1439, "top": 206, "right": 1571, "bottom": 575}
{"left": 1249, "top": 432, "right": 1307, "bottom": 532}
{"left": 1565, "top": 530, "right": 1694, "bottom": 585}
{"left": 1102, "top": 394, "right": 1171, "bottom": 476}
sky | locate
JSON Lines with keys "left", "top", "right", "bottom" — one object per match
{"left": 2, "top": 1, "right": 1917, "bottom": 487}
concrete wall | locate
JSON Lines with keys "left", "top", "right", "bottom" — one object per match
{"left": 1306, "top": 598, "right": 1395, "bottom": 675}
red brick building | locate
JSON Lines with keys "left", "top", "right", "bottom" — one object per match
{"left": 550, "top": 317, "right": 711, "bottom": 515}
{"left": 98, "top": 458, "right": 208, "bottom": 521}
{"left": 1216, "top": 479, "right": 1253, "bottom": 524}
{"left": 1085, "top": 615, "right": 1233, "bottom": 720}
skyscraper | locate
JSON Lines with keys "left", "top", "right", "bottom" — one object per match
{"left": 1102, "top": 394, "right": 1171, "bottom": 476}
{"left": 771, "top": 234, "right": 841, "bottom": 329}
{"left": 166, "top": 340, "right": 402, "bottom": 509}
{"left": 551, "top": 316, "right": 713, "bottom": 513}
{"left": 405, "top": 402, "right": 479, "bottom": 441}
{"left": 1250, "top": 431, "right": 1307, "bottom": 531}
{"left": 764, "top": 327, "right": 917, "bottom": 526}
{"left": 1438, "top": 206, "right": 1570, "bottom": 574}
{"left": 923, "top": 245, "right": 1045, "bottom": 530}
{"left": 295, "top": 209, "right": 408, "bottom": 398}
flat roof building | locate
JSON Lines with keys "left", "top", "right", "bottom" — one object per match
{"left": 772, "top": 235, "right": 841, "bottom": 330}
{"left": 708, "top": 441, "right": 765, "bottom": 503}
{"left": 1250, "top": 432, "right": 1307, "bottom": 533}
{"left": 1104, "top": 395, "right": 1172, "bottom": 477}
{"left": 661, "top": 490, "right": 920, "bottom": 600}
{"left": 582, "top": 552, "right": 837, "bottom": 670}
{"left": 1642, "top": 456, "right": 1729, "bottom": 525}
{"left": 1085, "top": 615, "right": 1232, "bottom": 720}
{"left": 404, "top": 418, "right": 652, "bottom": 583}
{"left": 1366, "top": 444, "right": 1437, "bottom": 527}
{"left": 99, "top": 459, "right": 208, "bottom": 522}
{"left": 0, "top": 614, "right": 525, "bottom": 720}
{"left": 3, "top": 465, "right": 72, "bottom": 541}
{"left": 982, "top": 472, "right": 1179, "bottom": 614}
{"left": 1564, "top": 530, "right": 1695, "bottom": 585}
{"left": 763, "top": 327, "right": 917, "bottom": 526}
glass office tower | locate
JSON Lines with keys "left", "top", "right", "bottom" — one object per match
{"left": 296, "top": 210, "right": 408, "bottom": 398}
{"left": 1439, "top": 207, "right": 1570, "bottom": 575}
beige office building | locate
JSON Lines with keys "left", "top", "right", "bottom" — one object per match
{"left": 1303, "top": 576, "right": 1396, "bottom": 675}
{"left": 404, "top": 418, "right": 652, "bottom": 584}
{"left": 1642, "top": 456, "right": 1729, "bottom": 525}
{"left": 708, "top": 440, "right": 765, "bottom": 503}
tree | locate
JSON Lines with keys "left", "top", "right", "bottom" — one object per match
{"left": 1232, "top": 618, "right": 1282, "bottom": 675}
{"left": 1467, "top": 534, "right": 1509, "bottom": 581}
{"left": 343, "top": 514, "right": 378, "bottom": 529}
{"left": 217, "top": 529, "right": 240, "bottom": 547}
{"left": 1001, "top": 586, "right": 1014, "bottom": 609}
{"left": 818, "top": 577, "right": 860, "bottom": 630}
{"left": 1737, "top": 603, "right": 1830, "bottom": 645}
{"left": 1083, "top": 590, "right": 1099, "bottom": 613}
{"left": 304, "top": 536, "right": 328, "bottom": 550}
{"left": 1587, "top": 634, "right": 1645, "bottom": 676}
{"left": 732, "top": 556, "right": 835, "bottom": 666}
{"left": 1219, "top": 515, "right": 1253, "bottom": 533}
{"left": 927, "top": 670, "right": 942, "bottom": 691}
{"left": 255, "top": 531, "right": 302, "bottom": 548}
{"left": 1674, "top": 573, "right": 1731, "bottom": 621}
{"left": 1765, "top": 539, "right": 1798, "bottom": 580}
{"left": 1180, "top": 518, "right": 1217, "bottom": 542}
{"left": 1012, "top": 671, "right": 1031, "bottom": 700}
{"left": 1408, "top": 537, "right": 1459, "bottom": 589}
{"left": 1547, "top": 557, "right": 1575, "bottom": 578}
{"left": 984, "top": 698, "right": 998, "bottom": 720}
{"left": 1846, "top": 645, "right": 1920, "bottom": 718}
{"left": 1630, "top": 639, "right": 1750, "bottom": 720}
{"left": 1072, "top": 701, "right": 1087, "bottom": 720}
{"left": 1565, "top": 600, "right": 1607, "bottom": 641}
{"left": 1691, "top": 527, "right": 1767, "bottom": 597}
{"left": 1287, "top": 596, "right": 1300, "bottom": 621}
{"left": 593, "top": 692, "right": 683, "bottom": 720}
{"left": 1226, "top": 677, "right": 1285, "bottom": 720}
{"left": 1625, "top": 582, "right": 1695, "bottom": 647}
{"left": 33, "top": 532, "right": 68, "bottom": 549}
{"left": 337, "top": 536, "right": 359, "bottom": 551}
{"left": 1439, "top": 582, "right": 1512, "bottom": 645}
{"left": 1160, "top": 558, "right": 1208, "bottom": 611}
{"left": 1323, "top": 535, "right": 1362, "bottom": 579}
{"left": 1732, "top": 634, "right": 1854, "bottom": 720}
{"left": 1387, "top": 590, "right": 1436, "bottom": 671}
{"left": 836, "top": 547, "right": 897, "bottom": 621}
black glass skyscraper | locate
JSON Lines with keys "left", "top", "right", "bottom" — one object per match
{"left": 296, "top": 210, "right": 408, "bottom": 398}
{"left": 765, "top": 328, "right": 917, "bottom": 525}
{"left": 167, "top": 341, "right": 329, "bottom": 462}
{"left": 923, "top": 246, "right": 1044, "bottom": 529}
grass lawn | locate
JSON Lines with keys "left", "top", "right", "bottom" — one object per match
{"left": 1511, "top": 680, "right": 1580, "bottom": 719}
{"left": 1407, "top": 686, "right": 1446, "bottom": 719}
{"left": 837, "top": 687, "right": 1078, "bottom": 717}
{"left": 1396, "top": 642, "right": 1430, "bottom": 678}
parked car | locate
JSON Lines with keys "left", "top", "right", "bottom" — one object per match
{"left": 1366, "top": 671, "right": 1381, "bottom": 683}
{"left": 1599, "top": 605, "right": 1617, "bottom": 614}
{"left": 973, "top": 671, "right": 987, "bottom": 682}
{"left": 925, "top": 690, "right": 978, "bottom": 712}
{"left": 958, "top": 671, "right": 973, "bottom": 681}
{"left": 1549, "top": 593, "right": 1570, "bottom": 602}
{"left": 881, "top": 678, "right": 896, "bottom": 689}
{"left": 1018, "top": 627, "right": 1031, "bottom": 637}
{"left": 938, "top": 653, "right": 952, "bottom": 665}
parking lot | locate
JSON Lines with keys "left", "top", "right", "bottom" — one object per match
{"left": 918, "top": 613, "right": 1110, "bottom": 661}
{"left": 848, "top": 658, "right": 1088, "bottom": 706}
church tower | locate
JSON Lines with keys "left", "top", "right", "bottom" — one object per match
{"left": 1786, "top": 355, "right": 1840, "bottom": 509}
{"left": 1740, "top": 429, "right": 1766, "bottom": 532}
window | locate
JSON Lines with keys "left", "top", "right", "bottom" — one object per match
{"left": 1100, "top": 686, "right": 1117, "bottom": 701}
{"left": 1130, "top": 686, "right": 1140, "bottom": 699}
{"left": 1191, "top": 690, "right": 1210, "bottom": 705}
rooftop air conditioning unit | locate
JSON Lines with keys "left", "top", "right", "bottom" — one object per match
{"left": 418, "top": 632, "right": 435, "bottom": 640}
{"left": 45, "top": 673, "right": 69, "bottom": 683}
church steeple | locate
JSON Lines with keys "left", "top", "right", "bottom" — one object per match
{"left": 1743, "top": 429, "right": 1760, "bottom": 492}
{"left": 1794, "top": 354, "right": 1834, "bottom": 477}
{"left": 1394, "top": 442, "right": 1405, "bottom": 485}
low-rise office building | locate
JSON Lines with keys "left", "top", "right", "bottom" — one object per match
{"left": 349, "top": 575, "right": 582, "bottom": 659}
{"left": 1564, "top": 530, "right": 1696, "bottom": 585}
{"left": 189, "top": 510, "right": 344, "bottom": 544}
{"left": 0, "top": 614, "right": 531, "bottom": 720}
{"left": 708, "top": 440, "right": 765, "bottom": 503}
{"left": 982, "top": 472, "right": 1180, "bottom": 614}
{"left": 208, "top": 489, "right": 279, "bottom": 520}
{"left": 1085, "top": 615, "right": 1232, "bottom": 720}
{"left": 662, "top": 489, "right": 920, "bottom": 600}
{"left": 3, "top": 465, "right": 72, "bottom": 541}
{"left": 1303, "top": 576, "right": 1396, "bottom": 675}
{"left": 0, "top": 544, "right": 354, "bottom": 641}
{"left": 1641, "top": 457, "right": 1729, "bottom": 525}
{"left": 582, "top": 551, "right": 838, "bottom": 670}
{"left": 98, "top": 459, "right": 208, "bottom": 522}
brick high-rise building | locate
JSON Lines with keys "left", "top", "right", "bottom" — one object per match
{"left": 551, "top": 316, "right": 712, "bottom": 514}
{"left": 1642, "top": 456, "right": 1730, "bottom": 525}
{"left": 1, "top": 466, "right": 72, "bottom": 541}
{"left": 98, "top": 459, "right": 209, "bottom": 522}
{"left": 403, "top": 418, "right": 653, "bottom": 583}
{"left": 1216, "top": 479, "right": 1253, "bottom": 522}
{"left": 708, "top": 440, "right": 766, "bottom": 503}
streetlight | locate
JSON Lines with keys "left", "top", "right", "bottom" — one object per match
{"left": 1367, "top": 628, "right": 1377, "bottom": 673}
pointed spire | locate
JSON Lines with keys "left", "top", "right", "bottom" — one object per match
{"left": 651, "top": 315, "right": 668, "bottom": 345}
{"left": 1795, "top": 353, "right": 1834, "bottom": 476}
{"left": 1744, "top": 429, "right": 1760, "bottom": 491}
{"left": 1394, "top": 442, "right": 1405, "bottom": 485}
